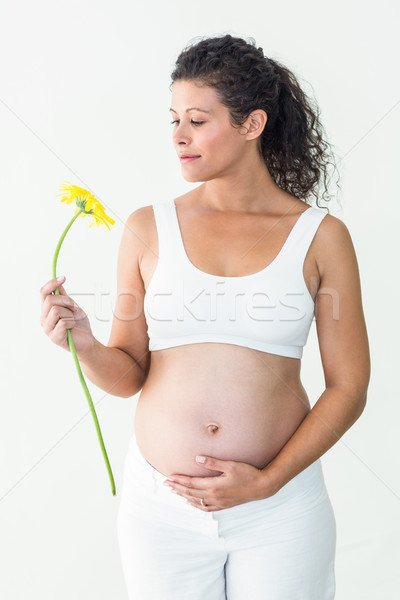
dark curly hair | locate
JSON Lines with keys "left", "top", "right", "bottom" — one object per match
{"left": 170, "top": 34, "right": 340, "bottom": 211}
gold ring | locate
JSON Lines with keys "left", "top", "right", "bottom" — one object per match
{"left": 200, "top": 498, "right": 206, "bottom": 506}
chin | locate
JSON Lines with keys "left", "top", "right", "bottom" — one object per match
{"left": 181, "top": 170, "right": 218, "bottom": 183}
{"left": 182, "top": 175, "right": 205, "bottom": 183}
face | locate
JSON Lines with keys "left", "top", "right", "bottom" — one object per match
{"left": 170, "top": 80, "right": 254, "bottom": 182}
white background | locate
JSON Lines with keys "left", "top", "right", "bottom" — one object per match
{"left": 1, "top": 0, "right": 399, "bottom": 598}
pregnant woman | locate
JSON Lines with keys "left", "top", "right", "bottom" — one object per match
{"left": 40, "top": 34, "right": 370, "bottom": 599}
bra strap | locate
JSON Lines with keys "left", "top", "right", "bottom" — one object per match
{"left": 281, "top": 206, "right": 328, "bottom": 268}
{"left": 151, "top": 201, "right": 182, "bottom": 264}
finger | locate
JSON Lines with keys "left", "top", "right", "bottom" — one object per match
{"left": 166, "top": 476, "right": 207, "bottom": 491}
{"left": 166, "top": 481, "right": 212, "bottom": 499}
{"left": 42, "top": 292, "right": 78, "bottom": 322}
{"left": 47, "top": 316, "right": 75, "bottom": 345}
{"left": 40, "top": 276, "right": 67, "bottom": 303}
{"left": 42, "top": 304, "right": 76, "bottom": 335}
{"left": 168, "top": 472, "right": 223, "bottom": 488}
{"left": 50, "top": 314, "right": 76, "bottom": 339}
{"left": 194, "top": 456, "right": 229, "bottom": 474}
{"left": 175, "top": 489, "right": 218, "bottom": 509}
{"left": 55, "top": 283, "right": 68, "bottom": 296}
{"left": 185, "top": 498, "right": 220, "bottom": 512}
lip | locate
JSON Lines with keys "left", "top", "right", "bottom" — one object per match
{"left": 179, "top": 155, "right": 200, "bottom": 163}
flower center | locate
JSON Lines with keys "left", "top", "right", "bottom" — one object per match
{"left": 76, "top": 198, "right": 94, "bottom": 214}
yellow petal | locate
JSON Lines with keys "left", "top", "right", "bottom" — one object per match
{"left": 58, "top": 182, "right": 115, "bottom": 229}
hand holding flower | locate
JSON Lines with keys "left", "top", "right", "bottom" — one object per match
{"left": 44, "top": 182, "right": 116, "bottom": 495}
{"left": 40, "top": 276, "right": 95, "bottom": 357}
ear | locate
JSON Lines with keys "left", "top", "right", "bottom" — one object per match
{"left": 240, "top": 109, "right": 268, "bottom": 140}
{"left": 243, "top": 109, "right": 267, "bottom": 141}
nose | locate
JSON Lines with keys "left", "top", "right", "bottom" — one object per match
{"left": 172, "top": 121, "right": 192, "bottom": 146}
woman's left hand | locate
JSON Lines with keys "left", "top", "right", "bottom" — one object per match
{"left": 163, "top": 455, "right": 279, "bottom": 511}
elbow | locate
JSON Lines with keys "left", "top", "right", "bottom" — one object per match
{"left": 357, "top": 391, "right": 368, "bottom": 419}
{"left": 352, "top": 387, "right": 368, "bottom": 422}
{"left": 330, "top": 382, "right": 369, "bottom": 423}
{"left": 122, "top": 350, "right": 150, "bottom": 398}
{"left": 124, "top": 366, "right": 148, "bottom": 398}
{"left": 122, "top": 375, "right": 145, "bottom": 399}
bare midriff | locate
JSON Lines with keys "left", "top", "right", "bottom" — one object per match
{"left": 134, "top": 188, "right": 318, "bottom": 479}
{"left": 134, "top": 343, "right": 310, "bottom": 478}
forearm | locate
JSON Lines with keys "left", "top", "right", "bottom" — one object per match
{"left": 261, "top": 386, "right": 367, "bottom": 494}
{"left": 77, "top": 337, "right": 144, "bottom": 398}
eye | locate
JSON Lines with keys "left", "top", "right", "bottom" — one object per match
{"left": 170, "top": 120, "right": 205, "bottom": 126}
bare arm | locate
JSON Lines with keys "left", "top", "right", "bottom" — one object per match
{"left": 259, "top": 215, "right": 371, "bottom": 493}
{"left": 76, "top": 338, "right": 145, "bottom": 399}
{"left": 83, "top": 206, "right": 153, "bottom": 397}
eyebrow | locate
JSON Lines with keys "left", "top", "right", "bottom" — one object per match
{"left": 169, "top": 107, "right": 211, "bottom": 114}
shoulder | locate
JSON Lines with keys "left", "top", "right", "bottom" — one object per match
{"left": 312, "top": 211, "right": 358, "bottom": 278}
{"left": 125, "top": 204, "right": 155, "bottom": 229}
{"left": 122, "top": 204, "right": 157, "bottom": 248}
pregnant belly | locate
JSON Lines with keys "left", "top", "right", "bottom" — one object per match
{"left": 134, "top": 347, "right": 310, "bottom": 479}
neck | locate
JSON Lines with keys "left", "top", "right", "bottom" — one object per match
{"left": 198, "top": 153, "right": 284, "bottom": 214}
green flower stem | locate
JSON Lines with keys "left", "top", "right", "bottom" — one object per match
{"left": 52, "top": 209, "right": 116, "bottom": 496}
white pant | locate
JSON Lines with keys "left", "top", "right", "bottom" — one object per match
{"left": 117, "top": 434, "right": 336, "bottom": 599}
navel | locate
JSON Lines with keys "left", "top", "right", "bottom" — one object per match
{"left": 206, "top": 422, "right": 220, "bottom": 434}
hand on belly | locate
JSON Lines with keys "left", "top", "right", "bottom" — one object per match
{"left": 162, "top": 446, "right": 279, "bottom": 512}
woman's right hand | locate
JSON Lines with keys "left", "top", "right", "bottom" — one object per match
{"left": 40, "top": 276, "right": 95, "bottom": 357}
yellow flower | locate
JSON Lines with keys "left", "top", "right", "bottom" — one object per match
{"left": 52, "top": 181, "right": 117, "bottom": 495}
{"left": 58, "top": 182, "right": 115, "bottom": 230}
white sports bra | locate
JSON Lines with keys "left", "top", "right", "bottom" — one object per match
{"left": 143, "top": 200, "right": 327, "bottom": 359}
